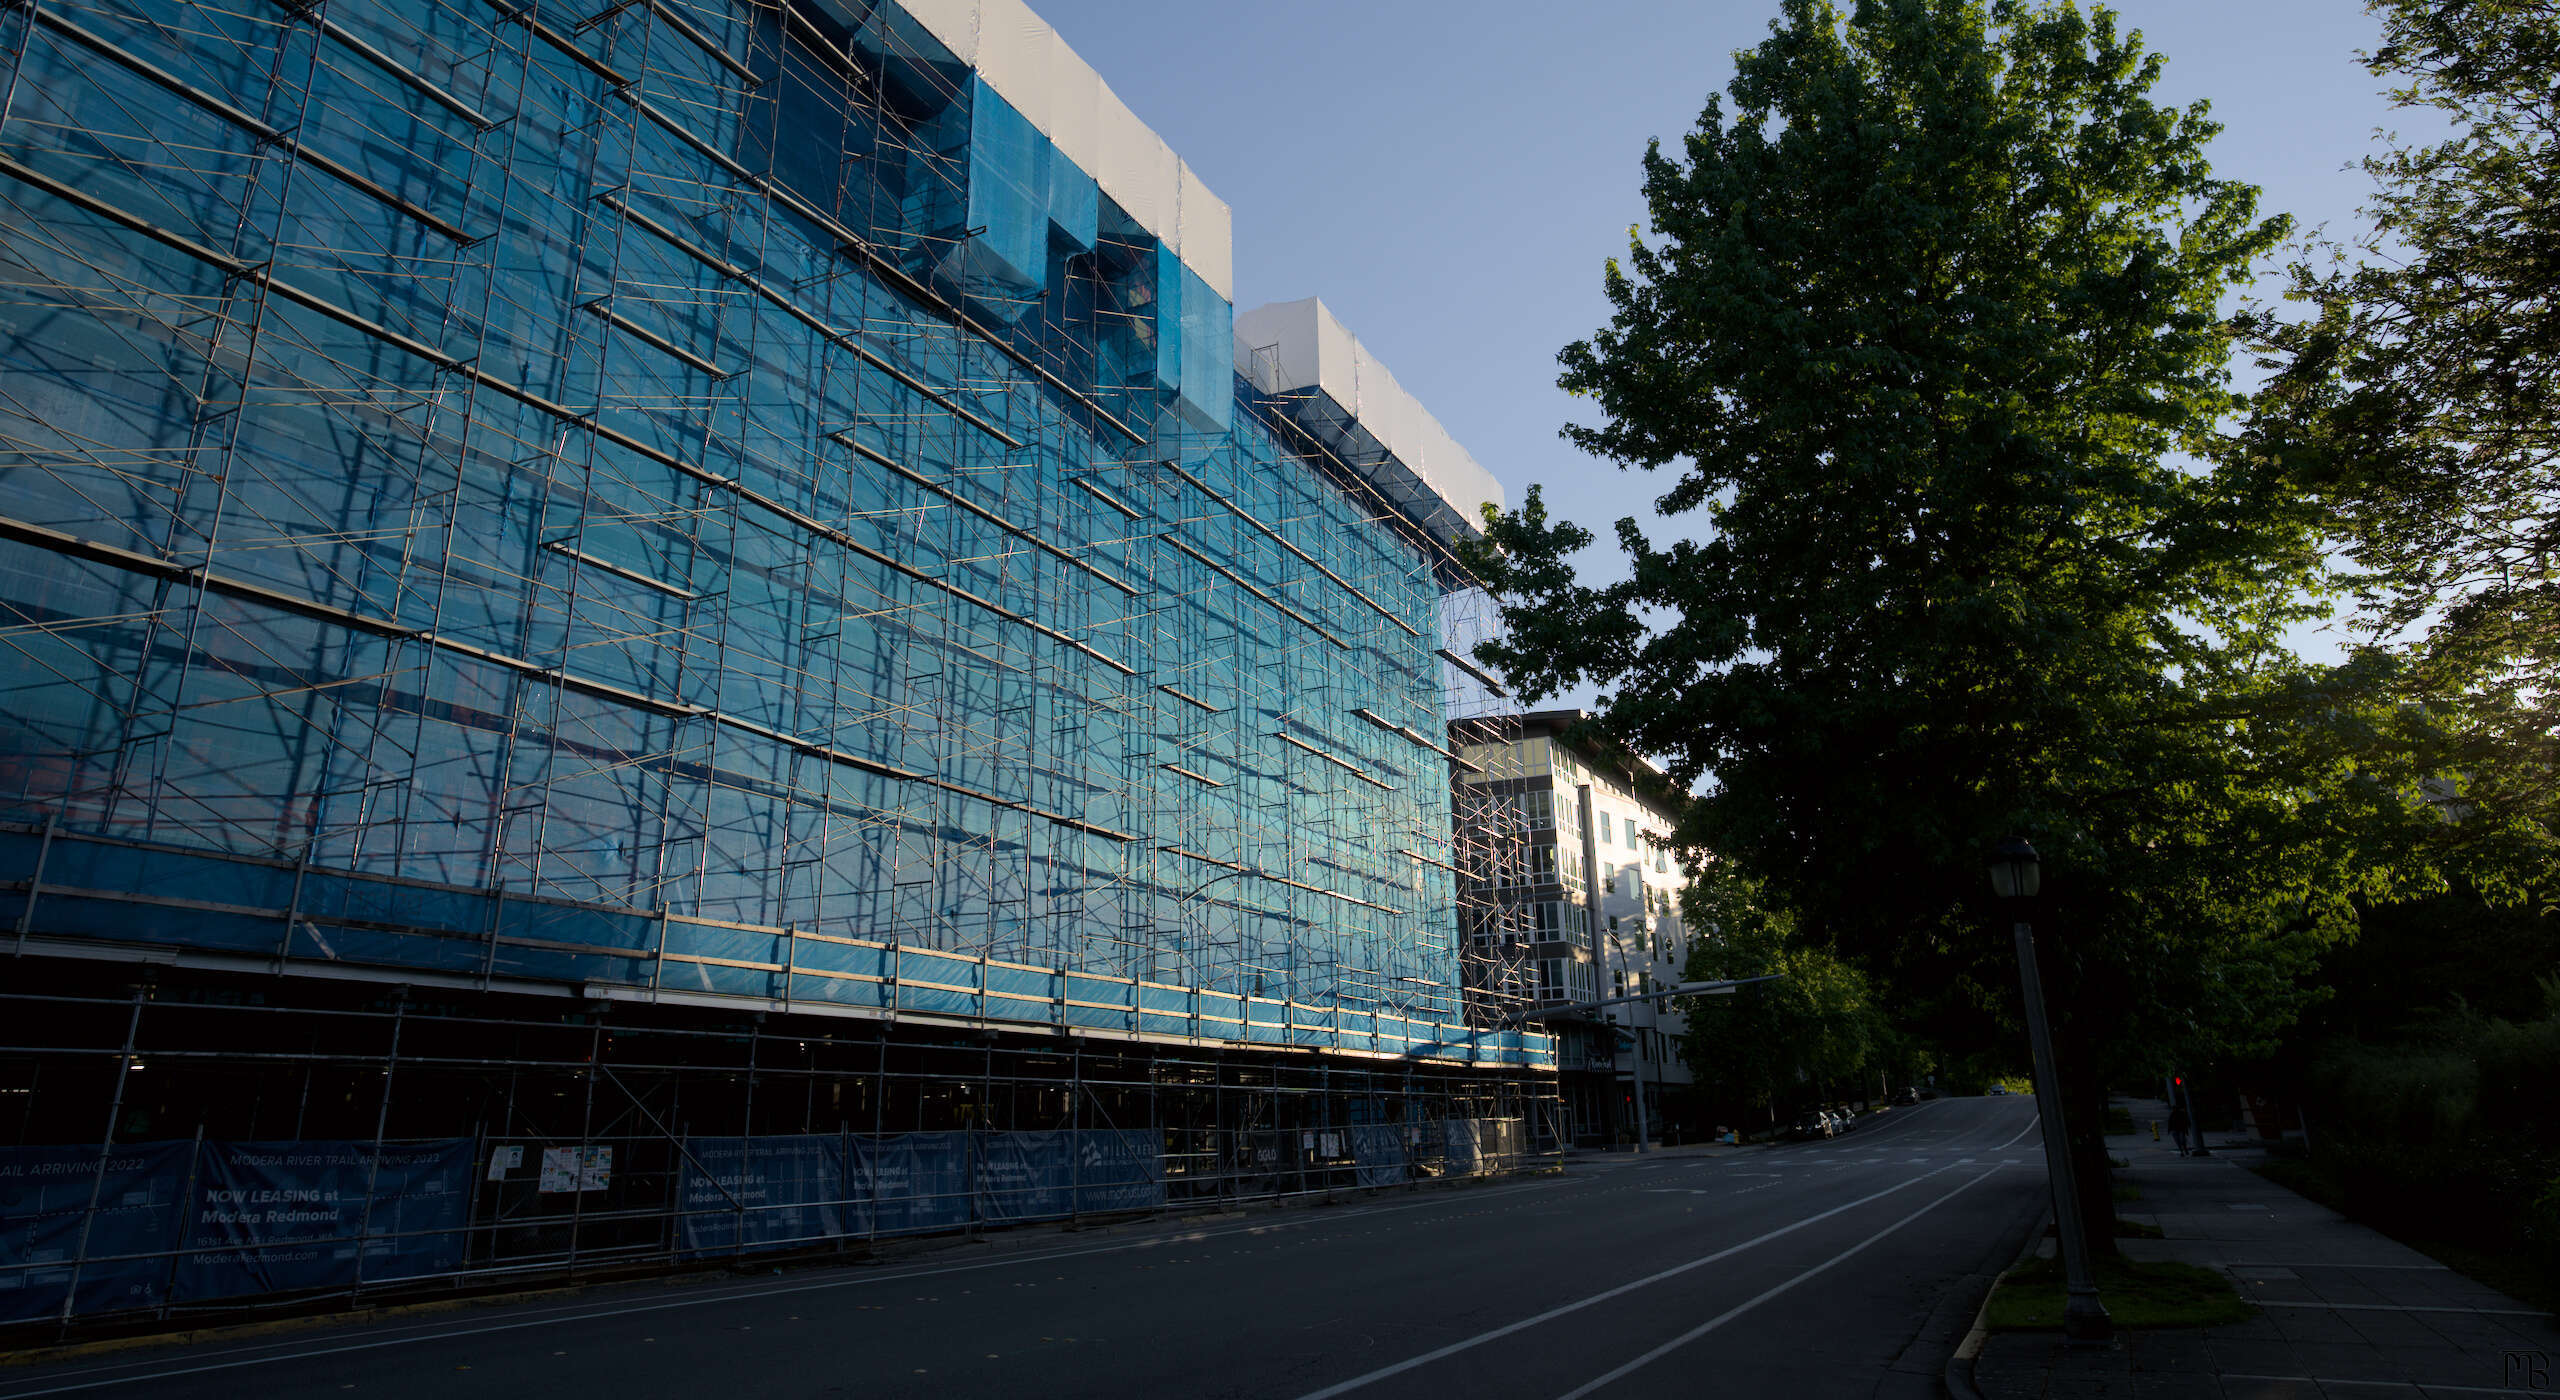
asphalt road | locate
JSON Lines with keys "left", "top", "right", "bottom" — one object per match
{"left": 0, "top": 1096, "right": 2050, "bottom": 1400}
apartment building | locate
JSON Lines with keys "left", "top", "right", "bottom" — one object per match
{"left": 1454, "top": 711, "right": 1697, "bottom": 1145}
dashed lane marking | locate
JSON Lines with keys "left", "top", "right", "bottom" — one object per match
{"left": 1292, "top": 1115, "right": 2045, "bottom": 1400}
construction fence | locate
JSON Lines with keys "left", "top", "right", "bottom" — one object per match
{"left": 0, "top": 1118, "right": 1533, "bottom": 1326}
{"left": 0, "top": 965, "right": 1559, "bottom": 1332}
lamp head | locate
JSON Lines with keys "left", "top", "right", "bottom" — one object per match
{"left": 1988, "top": 836, "right": 2041, "bottom": 901}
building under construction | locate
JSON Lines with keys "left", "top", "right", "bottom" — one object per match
{"left": 0, "top": 0, "right": 1557, "bottom": 1328}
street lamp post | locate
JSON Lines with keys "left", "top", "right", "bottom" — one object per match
{"left": 1989, "top": 836, "right": 2111, "bottom": 1344}
{"left": 1595, "top": 925, "right": 1649, "bottom": 1154}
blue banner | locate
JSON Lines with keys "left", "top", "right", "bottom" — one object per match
{"left": 1073, "top": 1130, "right": 1165, "bottom": 1212}
{"left": 174, "top": 1140, "right": 473, "bottom": 1302}
{"left": 1349, "top": 1125, "right": 1409, "bottom": 1188}
{"left": 857, "top": 1133, "right": 970, "bottom": 1237}
{"left": 676, "top": 1137, "right": 857, "bottom": 1255}
{"left": 0, "top": 1141, "right": 191, "bottom": 1323}
{"left": 0, "top": 1130, "right": 1196, "bottom": 1317}
{"left": 1443, "top": 1119, "right": 1484, "bottom": 1176}
{"left": 975, "top": 1131, "right": 1070, "bottom": 1223}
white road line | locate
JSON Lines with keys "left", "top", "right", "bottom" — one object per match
{"left": 2253, "top": 1301, "right": 2551, "bottom": 1318}
{"left": 1293, "top": 1114, "right": 2042, "bottom": 1400}
{"left": 2222, "top": 1374, "right": 2548, "bottom": 1397}
{"left": 1554, "top": 1164, "right": 2007, "bottom": 1400}
{"left": 0, "top": 1180, "right": 1560, "bottom": 1399}
{"left": 2221, "top": 1261, "right": 2450, "bottom": 1271}
{"left": 1286, "top": 1167, "right": 1966, "bottom": 1400}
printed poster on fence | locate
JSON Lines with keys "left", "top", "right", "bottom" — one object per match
{"left": 540, "top": 1146, "right": 612, "bottom": 1193}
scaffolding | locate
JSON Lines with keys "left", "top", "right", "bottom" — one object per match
{"left": 0, "top": 0, "right": 1542, "bottom": 1057}
{"left": 0, "top": 0, "right": 1553, "bottom": 1326}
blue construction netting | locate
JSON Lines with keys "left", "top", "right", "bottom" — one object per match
{"left": 0, "top": 0, "right": 1549, "bottom": 1074}
{"left": 0, "top": 1140, "right": 473, "bottom": 1324}
{"left": 0, "top": 1122, "right": 1537, "bottom": 1321}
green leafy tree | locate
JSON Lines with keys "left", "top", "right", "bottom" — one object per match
{"left": 1461, "top": 0, "right": 2426, "bottom": 1245}
{"left": 2252, "top": 0, "right": 2560, "bottom": 853}
{"left": 1677, "top": 864, "right": 1893, "bottom": 1129}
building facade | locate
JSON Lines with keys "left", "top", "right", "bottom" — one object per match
{"left": 0, "top": 0, "right": 1553, "bottom": 1326}
{"left": 1455, "top": 711, "right": 1697, "bottom": 1146}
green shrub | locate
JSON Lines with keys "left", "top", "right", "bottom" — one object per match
{"left": 2311, "top": 1040, "right": 2479, "bottom": 1146}
{"left": 2531, "top": 1174, "right": 2560, "bottom": 1268}
{"left": 2299, "top": 1001, "right": 2560, "bottom": 1280}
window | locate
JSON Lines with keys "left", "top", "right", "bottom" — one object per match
{"left": 1523, "top": 789, "right": 1554, "bottom": 829}
{"left": 1598, "top": 812, "right": 1612, "bottom": 845}
{"left": 1530, "top": 901, "right": 1587, "bottom": 939}
{"left": 1624, "top": 817, "right": 1638, "bottom": 847}
{"left": 1655, "top": 850, "right": 1667, "bottom": 873}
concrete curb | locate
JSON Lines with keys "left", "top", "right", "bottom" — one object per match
{"left": 1943, "top": 1204, "right": 2052, "bottom": 1400}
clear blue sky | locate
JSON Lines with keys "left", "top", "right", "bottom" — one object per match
{"left": 1036, "top": 0, "right": 2412, "bottom": 680}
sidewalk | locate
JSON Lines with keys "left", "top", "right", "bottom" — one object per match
{"left": 1963, "top": 1098, "right": 2558, "bottom": 1399}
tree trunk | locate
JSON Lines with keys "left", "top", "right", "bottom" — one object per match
{"left": 2064, "top": 1058, "right": 2118, "bottom": 1259}
{"left": 2038, "top": 917, "right": 2121, "bottom": 1259}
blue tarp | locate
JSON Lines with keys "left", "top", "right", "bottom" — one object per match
{"left": 1349, "top": 1125, "right": 1408, "bottom": 1188}
{"left": 174, "top": 1140, "right": 474, "bottom": 1301}
{"left": 0, "top": 1127, "right": 1279, "bottom": 1317}
{"left": 676, "top": 1136, "right": 856, "bottom": 1254}
{"left": 858, "top": 1132, "right": 971, "bottom": 1237}
{"left": 1443, "top": 1119, "right": 1485, "bottom": 1176}
{"left": 975, "top": 1130, "right": 1070, "bottom": 1223}
{"left": 674, "top": 1131, "right": 1164, "bottom": 1251}
{"left": 0, "top": 1138, "right": 473, "bottom": 1321}
{"left": 1073, "top": 1129, "right": 1163, "bottom": 1213}
{"left": 0, "top": 1141, "right": 191, "bottom": 1323}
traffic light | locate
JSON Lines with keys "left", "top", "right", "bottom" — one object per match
{"left": 2173, "top": 1075, "right": 2184, "bottom": 1088}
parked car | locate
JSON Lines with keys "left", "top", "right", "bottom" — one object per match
{"left": 1827, "top": 1108, "right": 1856, "bottom": 1134}
{"left": 1889, "top": 1087, "right": 1919, "bottom": 1107}
{"left": 1787, "top": 1111, "right": 1835, "bottom": 1141}
{"left": 1986, "top": 1084, "right": 2012, "bottom": 1096}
